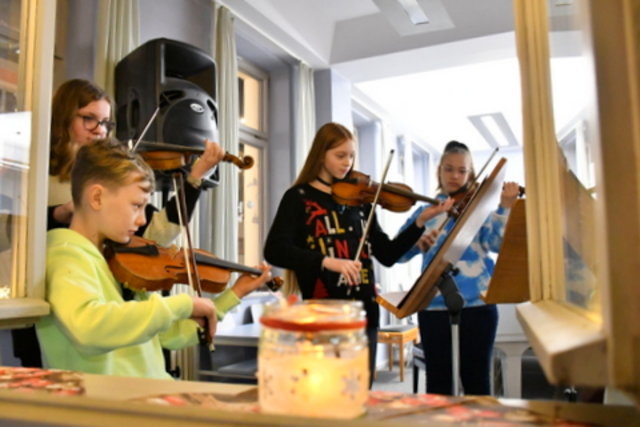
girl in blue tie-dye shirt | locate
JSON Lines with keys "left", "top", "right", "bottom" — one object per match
{"left": 398, "top": 141, "right": 520, "bottom": 395}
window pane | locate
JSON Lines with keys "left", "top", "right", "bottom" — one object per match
{"left": 238, "top": 71, "right": 263, "bottom": 132}
{"left": 0, "top": 112, "right": 30, "bottom": 299}
{"left": 237, "top": 143, "right": 262, "bottom": 267}
{"left": 0, "top": 0, "right": 30, "bottom": 299}
{"left": 0, "top": 0, "right": 20, "bottom": 113}
{"left": 548, "top": 1, "right": 601, "bottom": 318}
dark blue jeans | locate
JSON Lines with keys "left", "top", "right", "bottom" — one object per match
{"left": 418, "top": 304, "right": 498, "bottom": 395}
{"left": 366, "top": 327, "right": 378, "bottom": 388}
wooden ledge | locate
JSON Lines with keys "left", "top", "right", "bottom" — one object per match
{"left": 0, "top": 298, "right": 49, "bottom": 329}
{"left": 516, "top": 301, "right": 606, "bottom": 387}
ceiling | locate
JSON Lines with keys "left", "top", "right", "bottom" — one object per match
{"left": 223, "top": 0, "right": 578, "bottom": 154}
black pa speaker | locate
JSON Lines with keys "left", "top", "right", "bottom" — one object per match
{"left": 115, "top": 38, "right": 218, "bottom": 150}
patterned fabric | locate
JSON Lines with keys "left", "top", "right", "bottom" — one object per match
{"left": 264, "top": 183, "right": 424, "bottom": 329}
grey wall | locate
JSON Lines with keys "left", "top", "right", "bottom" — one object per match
{"left": 60, "top": 0, "right": 215, "bottom": 83}
{"left": 139, "top": 0, "right": 213, "bottom": 52}
{"left": 62, "top": 0, "right": 99, "bottom": 82}
{"left": 266, "top": 65, "right": 294, "bottom": 223}
{"left": 356, "top": 120, "right": 383, "bottom": 176}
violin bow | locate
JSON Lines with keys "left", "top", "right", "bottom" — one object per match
{"left": 130, "top": 106, "right": 160, "bottom": 153}
{"left": 339, "top": 149, "right": 395, "bottom": 293}
{"left": 474, "top": 147, "right": 499, "bottom": 184}
{"left": 173, "top": 173, "right": 215, "bottom": 351}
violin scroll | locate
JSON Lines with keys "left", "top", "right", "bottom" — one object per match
{"left": 223, "top": 153, "right": 254, "bottom": 170}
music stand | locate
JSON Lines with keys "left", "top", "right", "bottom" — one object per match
{"left": 377, "top": 158, "right": 507, "bottom": 395}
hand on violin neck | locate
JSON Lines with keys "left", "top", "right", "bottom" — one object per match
{"left": 322, "top": 257, "right": 362, "bottom": 286}
{"left": 414, "top": 197, "right": 455, "bottom": 228}
{"left": 189, "top": 140, "right": 225, "bottom": 180}
{"left": 190, "top": 296, "right": 217, "bottom": 341}
{"left": 231, "top": 262, "right": 273, "bottom": 298}
{"left": 500, "top": 182, "right": 520, "bottom": 209}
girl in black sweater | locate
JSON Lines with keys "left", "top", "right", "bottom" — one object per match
{"left": 263, "top": 122, "right": 452, "bottom": 384}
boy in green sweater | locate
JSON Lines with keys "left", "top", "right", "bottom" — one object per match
{"left": 37, "top": 139, "right": 271, "bottom": 379}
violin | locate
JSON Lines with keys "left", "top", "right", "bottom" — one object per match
{"left": 331, "top": 170, "right": 441, "bottom": 213}
{"left": 447, "top": 182, "right": 525, "bottom": 218}
{"left": 446, "top": 182, "right": 480, "bottom": 218}
{"left": 104, "top": 235, "right": 283, "bottom": 294}
{"left": 134, "top": 140, "right": 254, "bottom": 172}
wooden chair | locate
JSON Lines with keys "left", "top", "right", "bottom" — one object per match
{"left": 377, "top": 324, "right": 419, "bottom": 382}
{"left": 412, "top": 343, "right": 426, "bottom": 394}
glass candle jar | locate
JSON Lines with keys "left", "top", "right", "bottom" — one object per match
{"left": 258, "top": 300, "right": 368, "bottom": 419}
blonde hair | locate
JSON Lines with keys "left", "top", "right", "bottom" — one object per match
{"left": 71, "top": 138, "right": 154, "bottom": 207}
{"left": 50, "top": 79, "right": 112, "bottom": 181}
{"left": 282, "top": 122, "right": 354, "bottom": 296}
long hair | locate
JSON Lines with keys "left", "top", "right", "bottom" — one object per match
{"left": 282, "top": 122, "right": 355, "bottom": 296}
{"left": 71, "top": 138, "right": 154, "bottom": 207}
{"left": 293, "top": 122, "right": 354, "bottom": 186}
{"left": 50, "top": 79, "right": 112, "bottom": 181}
{"left": 437, "top": 140, "right": 476, "bottom": 193}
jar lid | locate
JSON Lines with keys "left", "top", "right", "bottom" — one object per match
{"left": 260, "top": 300, "right": 366, "bottom": 332}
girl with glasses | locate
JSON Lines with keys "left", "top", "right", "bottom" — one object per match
{"left": 13, "top": 79, "right": 263, "bottom": 369}
{"left": 47, "top": 79, "right": 222, "bottom": 242}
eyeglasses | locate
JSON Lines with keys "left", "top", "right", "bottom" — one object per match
{"left": 76, "top": 114, "right": 115, "bottom": 133}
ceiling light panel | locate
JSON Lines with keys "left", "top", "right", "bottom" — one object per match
{"left": 397, "top": 0, "right": 429, "bottom": 25}
{"left": 468, "top": 113, "right": 519, "bottom": 148}
{"left": 372, "top": 0, "right": 453, "bottom": 36}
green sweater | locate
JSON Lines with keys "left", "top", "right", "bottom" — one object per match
{"left": 36, "top": 228, "right": 239, "bottom": 379}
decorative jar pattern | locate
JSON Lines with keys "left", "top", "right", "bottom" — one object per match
{"left": 258, "top": 300, "right": 368, "bottom": 419}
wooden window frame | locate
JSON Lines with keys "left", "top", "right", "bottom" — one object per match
{"left": 0, "top": 0, "right": 55, "bottom": 327}
{"left": 515, "top": 0, "right": 640, "bottom": 402}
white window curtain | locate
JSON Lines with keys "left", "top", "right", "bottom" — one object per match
{"left": 294, "top": 62, "right": 316, "bottom": 174}
{"left": 94, "top": 0, "right": 139, "bottom": 97}
{"left": 211, "top": 5, "right": 240, "bottom": 262}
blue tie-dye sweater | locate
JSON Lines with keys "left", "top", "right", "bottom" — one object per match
{"left": 398, "top": 193, "right": 510, "bottom": 309}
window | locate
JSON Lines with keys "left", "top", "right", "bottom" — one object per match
{"left": 515, "top": 0, "right": 640, "bottom": 398}
{"left": 238, "top": 70, "right": 264, "bottom": 133}
{"left": 237, "top": 63, "right": 268, "bottom": 266}
{"left": 547, "top": 4, "right": 601, "bottom": 318}
{"left": 411, "top": 144, "right": 431, "bottom": 195}
{"left": 0, "top": 0, "right": 24, "bottom": 299}
{"left": 0, "top": 113, "right": 29, "bottom": 299}
{"left": 0, "top": 0, "right": 54, "bottom": 324}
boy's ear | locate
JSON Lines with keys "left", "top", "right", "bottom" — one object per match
{"left": 86, "top": 183, "right": 106, "bottom": 210}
